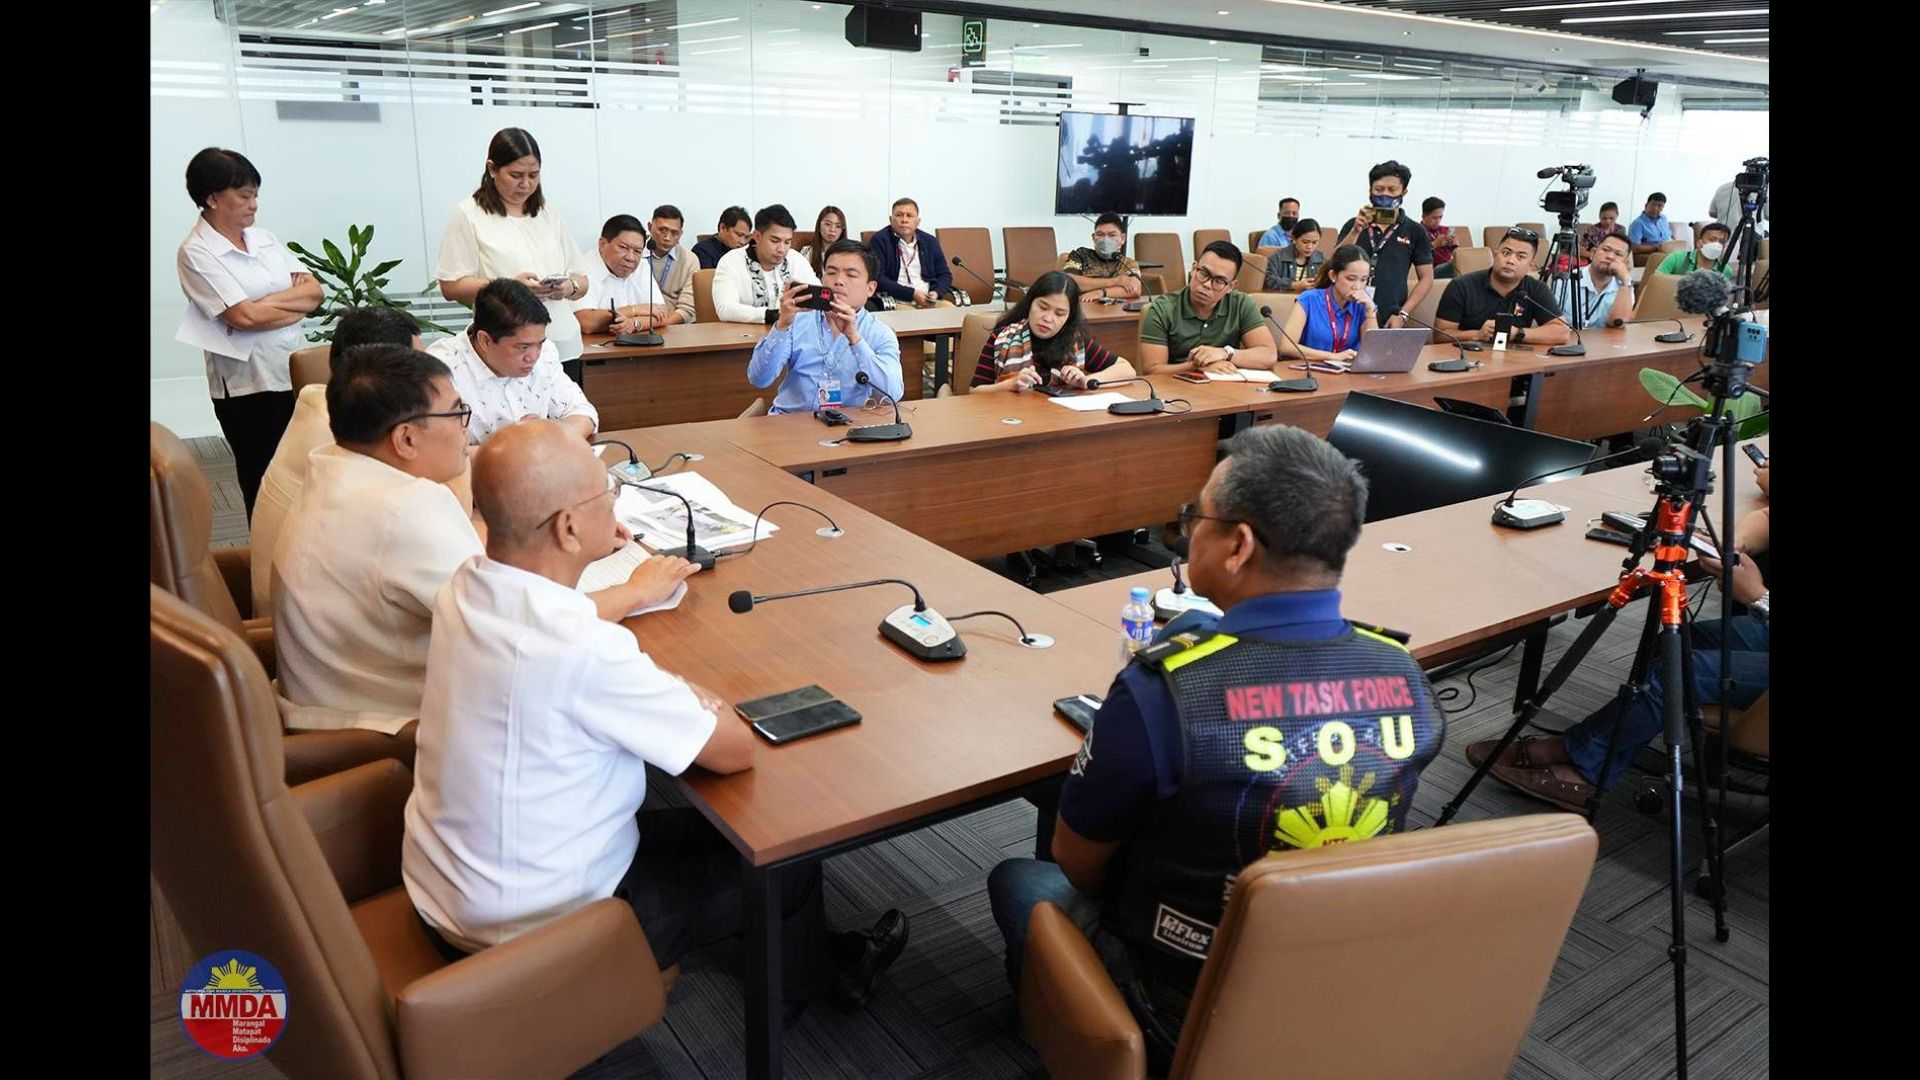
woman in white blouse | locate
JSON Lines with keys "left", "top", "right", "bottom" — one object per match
{"left": 435, "top": 128, "right": 590, "bottom": 382}
{"left": 175, "top": 147, "right": 322, "bottom": 519}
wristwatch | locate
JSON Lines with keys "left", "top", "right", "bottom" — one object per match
{"left": 1748, "top": 590, "right": 1770, "bottom": 624}
{"left": 1222, "top": 344, "right": 1238, "bottom": 360}
{"left": 1512, "top": 326, "right": 1527, "bottom": 344}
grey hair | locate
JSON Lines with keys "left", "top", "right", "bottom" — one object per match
{"left": 1214, "top": 425, "right": 1368, "bottom": 573}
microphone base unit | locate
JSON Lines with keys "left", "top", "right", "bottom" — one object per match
{"left": 1491, "top": 499, "right": 1567, "bottom": 530}
{"left": 612, "top": 331, "right": 666, "bottom": 347}
{"left": 1122, "top": 300, "right": 1149, "bottom": 312}
{"left": 1655, "top": 331, "right": 1692, "bottom": 344}
{"left": 659, "top": 543, "right": 718, "bottom": 571}
{"left": 1427, "top": 358, "right": 1473, "bottom": 373}
{"left": 1107, "top": 399, "right": 1168, "bottom": 416}
{"left": 1457, "top": 342, "right": 1486, "bottom": 352}
{"left": 1547, "top": 343, "right": 1587, "bottom": 357}
{"left": 880, "top": 604, "right": 967, "bottom": 661}
{"left": 846, "top": 422, "right": 913, "bottom": 442}
{"left": 1154, "top": 588, "right": 1223, "bottom": 623}
{"left": 1268, "top": 377, "right": 1318, "bottom": 393}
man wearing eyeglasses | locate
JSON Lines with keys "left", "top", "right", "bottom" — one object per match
{"left": 988, "top": 425, "right": 1443, "bottom": 1069}
{"left": 572, "top": 210, "right": 697, "bottom": 337}
{"left": 1434, "top": 228, "right": 1573, "bottom": 347}
{"left": 1139, "top": 240, "right": 1278, "bottom": 375}
{"left": 428, "top": 277, "right": 600, "bottom": 444}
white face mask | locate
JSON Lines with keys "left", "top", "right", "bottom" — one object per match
{"left": 1700, "top": 241, "right": 1725, "bottom": 261}
{"left": 1094, "top": 237, "right": 1122, "bottom": 257}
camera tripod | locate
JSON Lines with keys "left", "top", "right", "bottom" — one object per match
{"left": 1720, "top": 185, "right": 1767, "bottom": 307}
{"left": 1536, "top": 211, "right": 1589, "bottom": 355}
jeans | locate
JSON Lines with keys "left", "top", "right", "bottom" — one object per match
{"left": 1565, "top": 616, "right": 1770, "bottom": 789}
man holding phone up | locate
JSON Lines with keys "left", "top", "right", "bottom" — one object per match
{"left": 748, "top": 239, "right": 905, "bottom": 415}
{"left": 1336, "top": 160, "right": 1435, "bottom": 329}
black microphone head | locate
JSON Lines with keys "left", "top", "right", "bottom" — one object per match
{"left": 1168, "top": 534, "right": 1190, "bottom": 559}
{"left": 1675, "top": 269, "right": 1732, "bottom": 315}
{"left": 1635, "top": 437, "right": 1666, "bottom": 461}
{"left": 855, "top": 371, "right": 871, "bottom": 386}
{"left": 1086, "top": 378, "right": 1102, "bottom": 389}
{"left": 727, "top": 590, "right": 754, "bottom": 614}
{"left": 1537, "top": 166, "right": 1560, "bottom": 179}
{"left": 1611, "top": 317, "right": 1626, "bottom": 328}
{"left": 1260, "top": 305, "right": 1274, "bottom": 318}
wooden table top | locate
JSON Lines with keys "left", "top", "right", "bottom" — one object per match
{"left": 598, "top": 425, "right": 1123, "bottom": 866}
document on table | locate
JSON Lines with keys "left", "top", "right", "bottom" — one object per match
{"left": 1047, "top": 392, "right": 1133, "bottom": 412}
{"left": 576, "top": 543, "right": 688, "bottom": 617}
{"left": 615, "top": 471, "right": 775, "bottom": 553}
{"left": 1205, "top": 369, "right": 1273, "bottom": 382}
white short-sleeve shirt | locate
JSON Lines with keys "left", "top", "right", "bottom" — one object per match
{"left": 272, "top": 445, "right": 484, "bottom": 734}
{"left": 402, "top": 555, "right": 719, "bottom": 951}
{"left": 249, "top": 384, "right": 334, "bottom": 614}
{"left": 435, "top": 195, "right": 589, "bottom": 361}
{"left": 427, "top": 331, "right": 598, "bottom": 445}
{"left": 175, "top": 217, "right": 307, "bottom": 398}
{"left": 578, "top": 258, "right": 666, "bottom": 312}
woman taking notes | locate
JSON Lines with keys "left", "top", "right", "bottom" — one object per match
{"left": 175, "top": 147, "right": 322, "bottom": 519}
{"left": 1280, "top": 245, "right": 1376, "bottom": 364}
{"left": 971, "top": 272, "right": 1134, "bottom": 392}
{"left": 435, "top": 128, "right": 591, "bottom": 381}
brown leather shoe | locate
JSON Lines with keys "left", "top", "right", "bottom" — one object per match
{"left": 1486, "top": 761, "right": 1599, "bottom": 814}
{"left": 1464, "top": 735, "right": 1560, "bottom": 770}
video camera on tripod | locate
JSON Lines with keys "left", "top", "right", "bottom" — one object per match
{"left": 1735, "top": 156, "right": 1769, "bottom": 204}
{"left": 1536, "top": 163, "right": 1596, "bottom": 222}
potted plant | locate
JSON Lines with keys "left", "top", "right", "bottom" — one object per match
{"left": 287, "top": 224, "right": 456, "bottom": 342}
{"left": 1638, "top": 368, "right": 1767, "bottom": 440}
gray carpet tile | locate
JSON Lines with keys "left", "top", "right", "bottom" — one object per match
{"left": 154, "top": 439, "right": 1768, "bottom": 1079}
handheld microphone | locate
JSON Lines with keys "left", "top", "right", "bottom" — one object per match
{"left": 1392, "top": 310, "right": 1481, "bottom": 371}
{"left": 595, "top": 439, "right": 704, "bottom": 482}
{"left": 846, "top": 371, "right": 911, "bottom": 442}
{"left": 1085, "top": 375, "right": 1168, "bottom": 415}
{"left": 1490, "top": 438, "right": 1660, "bottom": 530}
{"left": 728, "top": 578, "right": 966, "bottom": 661}
{"left": 1256, "top": 306, "right": 1318, "bottom": 392}
{"left": 1612, "top": 315, "right": 1693, "bottom": 344}
{"left": 1519, "top": 293, "right": 1586, "bottom": 357}
{"left": 615, "top": 478, "right": 717, "bottom": 570}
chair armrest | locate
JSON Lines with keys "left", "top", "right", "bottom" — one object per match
{"left": 1019, "top": 902, "right": 1146, "bottom": 1080}
{"left": 283, "top": 720, "right": 417, "bottom": 787}
{"left": 397, "top": 897, "right": 668, "bottom": 1080}
{"left": 291, "top": 758, "right": 412, "bottom": 904}
{"left": 241, "top": 618, "right": 275, "bottom": 677}
{"left": 213, "top": 546, "right": 254, "bottom": 619}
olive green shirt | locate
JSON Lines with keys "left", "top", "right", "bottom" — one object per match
{"left": 1139, "top": 287, "right": 1263, "bottom": 362}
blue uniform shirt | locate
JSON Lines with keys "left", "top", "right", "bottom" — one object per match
{"left": 747, "top": 309, "right": 904, "bottom": 415}
{"left": 1628, "top": 212, "right": 1672, "bottom": 246}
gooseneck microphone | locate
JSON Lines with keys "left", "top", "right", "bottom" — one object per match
{"left": 615, "top": 478, "right": 716, "bottom": 570}
{"left": 1490, "top": 438, "right": 1661, "bottom": 530}
{"left": 949, "top": 255, "right": 1019, "bottom": 296}
{"left": 720, "top": 501, "right": 845, "bottom": 559}
{"left": 729, "top": 578, "right": 966, "bottom": 661}
{"left": 1392, "top": 310, "right": 1481, "bottom": 371}
{"left": 595, "top": 438, "right": 704, "bottom": 481}
{"left": 846, "top": 371, "right": 911, "bottom": 442}
{"left": 1519, "top": 293, "right": 1586, "bottom": 357}
{"left": 1085, "top": 375, "right": 1168, "bottom": 415}
{"left": 1613, "top": 315, "right": 1693, "bottom": 344}
{"left": 1257, "top": 305, "right": 1318, "bottom": 392}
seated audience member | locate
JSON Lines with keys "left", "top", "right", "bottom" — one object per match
{"left": 972, "top": 271, "right": 1135, "bottom": 392}
{"left": 402, "top": 419, "right": 907, "bottom": 1012}
{"left": 1627, "top": 192, "right": 1673, "bottom": 257}
{"left": 1471, "top": 497, "right": 1771, "bottom": 810}
{"left": 1060, "top": 213, "right": 1143, "bottom": 301}
{"left": 1422, "top": 197, "right": 1460, "bottom": 279}
{"left": 868, "top": 197, "right": 954, "bottom": 308}
{"left": 714, "top": 204, "right": 819, "bottom": 324}
{"left": 1581, "top": 201, "right": 1621, "bottom": 260}
{"left": 428, "top": 278, "right": 599, "bottom": 443}
{"left": 1262, "top": 218, "right": 1325, "bottom": 292}
{"left": 1556, "top": 230, "right": 1636, "bottom": 329}
{"left": 1434, "top": 228, "right": 1572, "bottom": 347}
{"left": 1140, "top": 241, "right": 1279, "bottom": 375}
{"left": 800, "top": 205, "right": 848, "bottom": 279}
{"left": 692, "top": 205, "right": 751, "bottom": 270}
{"left": 748, "top": 239, "right": 902, "bottom": 414}
{"left": 1279, "top": 245, "right": 1376, "bottom": 363}
{"left": 249, "top": 305, "right": 420, "bottom": 614}
{"left": 1656, "top": 220, "right": 1734, "bottom": 277}
{"left": 987, "top": 424, "right": 1442, "bottom": 1069}
{"left": 576, "top": 207, "right": 698, "bottom": 335}
{"left": 1256, "top": 196, "right": 1302, "bottom": 253}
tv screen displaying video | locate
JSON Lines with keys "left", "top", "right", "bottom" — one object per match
{"left": 1055, "top": 111, "right": 1196, "bottom": 217}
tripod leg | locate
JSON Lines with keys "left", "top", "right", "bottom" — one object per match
{"left": 1658, "top": 625, "right": 1691, "bottom": 1079}
{"left": 1678, "top": 635, "right": 1731, "bottom": 943}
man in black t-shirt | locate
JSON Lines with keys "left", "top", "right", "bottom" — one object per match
{"left": 1336, "top": 160, "right": 1434, "bottom": 329}
{"left": 1435, "top": 227, "right": 1573, "bottom": 347}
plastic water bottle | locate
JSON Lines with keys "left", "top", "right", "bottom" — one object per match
{"left": 1121, "top": 587, "right": 1155, "bottom": 664}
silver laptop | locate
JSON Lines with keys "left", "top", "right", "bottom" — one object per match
{"left": 1349, "top": 328, "right": 1431, "bottom": 373}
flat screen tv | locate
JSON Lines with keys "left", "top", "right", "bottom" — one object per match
{"left": 1055, "top": 111, "right": 1195, "bottom": 217}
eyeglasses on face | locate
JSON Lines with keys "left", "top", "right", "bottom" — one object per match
{"left": 538, "top": 470, "right": 621, "bottom": 528}
{"left": 1190, "top": 266, "right": 1234, "bottom": 290}
{"left": 394, "top": 402, "right": 473, "bottom": 430}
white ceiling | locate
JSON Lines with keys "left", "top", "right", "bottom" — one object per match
{"left": 944, "top": 0, "right": 1769, "bottom": 88}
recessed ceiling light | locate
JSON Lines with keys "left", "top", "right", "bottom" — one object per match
{"left": 1565, "top": 9, "right": 1766, "bottom": 24}
{"left": 509, "top": 20, "right": 558, "bottom": 34}
{"left": 1217, "top": 9, "right": 1231, "bottom": 14}
{"left": 482, "top": 2, "right": 539, "bottom": 17}
{"left": 1704, "top": 37, "right": 1768, "bottom": 43}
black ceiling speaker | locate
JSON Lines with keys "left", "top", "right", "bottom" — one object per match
{"left": 845, "top": 4, "right": 921, "bottom": 52}
{"left": 1611, "top": 74, "right": 1658, "bottom": 109}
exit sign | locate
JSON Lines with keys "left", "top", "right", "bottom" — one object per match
{"left": 960, "top": 18, "right": 986, "bottom": 67}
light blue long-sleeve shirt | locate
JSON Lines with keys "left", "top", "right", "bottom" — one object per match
{"left": 1627, "top": 212, "right": 1671, "bottom": 246}
{"left": 747, "top": 309, "right": 904, "bottom": 415}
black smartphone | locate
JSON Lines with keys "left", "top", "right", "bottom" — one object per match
{"left": 816, "top": 408, "right": 851, "bottom": 426}
{"left": 1032, "top": 384, "right": 1072, "bottom": 397}
{"left": 1602, "top": 510, "right": 1646, "bottom": 533}
{"left": 1742, "top": 444, "right": 1768, "bottom": 468}
{"left": 750, "top": 699, "right": 862, "bottom": 744}
{"left": 1586, "top": 526, "right": 1635, "bottom": 547}
{"left": 799, "top": 285, "right": 837, "bottom": 312}
{"left": 736, "top": 685, "right": 834, "bottom": 723}
{"left": 1053, "top": 693, "right": 1104, "bottom": 734}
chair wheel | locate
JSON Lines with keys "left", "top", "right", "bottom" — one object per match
{"left": 1715, "top": 928, "right": 1730, "bottom": 943}
{"left": 1633, "top": 786, "right": 1664, "bottom": 816}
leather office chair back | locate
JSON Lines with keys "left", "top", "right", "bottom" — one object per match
{"left": 1003, "top": 226, "right": 1060, "bottom": 306}
{"left": 1481, "top": 226, "right": 1509, "bottom": 250}
{"left": 1756, "top": 236, "right": 1769, "bottom": 261}
{"left": 1635, "top": 270, "right": 1685, "bottom": 321}
{"left": 738, "top": 397, "right": 769, "bottom": 419}
{"left": 1167, "top": 814, "right": 1596, "bottom": 1079}
{"left": 1657, "top": 239, "right": 1692, "bottom": 257}
{"left": 1245, "top": 230, "right": 1264, "bottom": 253}
{"left": 936, "top": 228, "right": 995, "bottom": 300}
{"left": 1235, "top": 252, "right": 1268, "bottom": 294}
{"left": 1191, "top": 229, "right": 1230, "bottom": 261}
{"left": 150, "top": 422, "right": 245, "bottom": 635}
{"left": 952, "top": 310, "right": 1001, "bottom": 395}
{"left": 1318, "top": 226, "right": 1339, "bottom": 253}
{"left": 1409, "top": 277, "right": 1451, "bottom": 336}
{"left": 792, "top": 230, "right": 816, "bottom": 254}
{"left": 692, "top": 269, "right": 718, "bottom": 324}
{"left": 1709, "top": 689, "right": 1770, "bottom": 760}
{"left": 1451, "top": 225, "right": 1473, "bottom": 251}
{"left": 1452, "top": 247, "right": 1493, "bottom": 276}
{"left": 861, "top": 230, "right": 878, "bottom": 247}
{"left": 1242, "top": 292, "right": 1297, "bottom": 338}
{"left": 291, "top": 344, "right": 333, "bottom": 391}
{"left": 1514, "top": 222, "right": 1549, "bottom": 267}
{"left": 1132, "top": 233, "right": 1185, "bottom": 295}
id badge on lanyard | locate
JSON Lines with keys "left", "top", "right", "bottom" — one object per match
{"left": 818, "top": 330, "right": 844, "bottom": 407}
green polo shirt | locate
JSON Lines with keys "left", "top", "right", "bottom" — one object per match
{"left": 1139, "top": 287, "right": 1264, "bottom": 362}
{"left": 1655, "top": 249, "right": 1734, "bottom": 277}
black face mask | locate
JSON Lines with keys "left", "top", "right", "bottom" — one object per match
{"left": 1278, "top": 215, "right": 1299, "bottom": 231}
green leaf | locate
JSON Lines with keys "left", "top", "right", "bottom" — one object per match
{"left": 368, "top": 259, "right": 401, "bottom": 278}
{"left": 1638, "top": 368, "right": 1709, "bottom": 414}
{"left": 362, "top": 223, "right": 375, "bottom": 248}
{"left": 347, "top": 224, "right": 361, "bottom": 249}
{"left": 321, "top": 237, "right": 346, "bottom": 269}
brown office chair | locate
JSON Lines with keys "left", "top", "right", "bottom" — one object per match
{"left": 937, "top": 227, "right": 996, "bottom": 301}
{"left": 1319, "top": 226, "right": 1339, "bottom": 253}
{"left": 792, "top": 230, "right": 816, "bottom": 253}
{"left": 1452, "top": 247, "right": 1493, "bottom": 276}
{"left": 150, "top": 586, "right": 670, "bottom": 1080}
{"left": 738, "top": 397, "right": 769, "bottom": 419}
{"left": 1514, "top": 222, "right": 1549, "bottom": 267}
{"left": 1019, "top": 814, "right": 1596, "bottom": 1080}
{"left": 1634, "top": 270, "right": 1685, "bottom": 321}
{"left": 1756, "top": 236, "right": 1769, "bottom": 261}
{"left": 1191, "top": 229, "right": 1230, "bottom": 261}
{"left": 1657, "top": 239, "right": 1691, "bottom": 257}
{"left": 1481, "top": 226, "right": 1509, "bottom": 251}
{"left": 692, "top": 269, "right": 718, "bottom": 324}
{"left": 291, "top": 344, "right": 333, "bottom": 391}
{"left": 1245, "top": 230, "right": 1265, "bottom": 253}
{"left": 1451, "top": 225, "right": 1473, "bottom": 251}
{"left": 1132, "top": 233, "right": 1185, "bottom": 296}
{"left": 1242, "top": 292, "right": 1297, "bottom": 344}
{"left": 1749, "top": 258, "right": 1769, "bottom": 308}
{"left": 1003, "top": 226, "right": 1060, "bottom": 305}
{"left": 1408, "top": 278, "right": 1451, "bottom": 337}
{"left": 1234, "top": 252, "right": 1268, "bottom": 294}
{"left": 697, "top": 232, "right": 713, "bottom": 244}
{"left": 952, "top": 310, "right": 1001, "bottom": 395}
{"left": 861, "top": 229, "right": 877, "bottom": 246}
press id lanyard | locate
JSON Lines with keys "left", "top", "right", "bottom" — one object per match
{"left": 1326, "top": 290, "right": 1357, "bottom": 353}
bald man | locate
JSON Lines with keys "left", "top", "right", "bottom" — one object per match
{"left": 403, "top": 420, "right": 909, "bottom": 1014}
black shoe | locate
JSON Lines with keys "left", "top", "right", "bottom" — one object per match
{"left": 829, "top": 909, "right": 909, "bottom": 1011}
